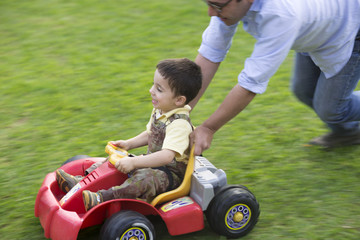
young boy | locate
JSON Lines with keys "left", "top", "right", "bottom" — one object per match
{"left": 56, "top": 58, "right": 202, "bottom": 211}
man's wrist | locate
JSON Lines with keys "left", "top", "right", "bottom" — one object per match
{"left": 201, "top": 121, "right": 217, "bottom": 133}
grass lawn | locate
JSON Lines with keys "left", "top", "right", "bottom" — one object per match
{"left": 1, "top": 0, "right": 359, "bottom": 239}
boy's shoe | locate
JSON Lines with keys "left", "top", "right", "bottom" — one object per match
{"left": 309, "top": 131, "right": 360, "bottom": 148}
{"left": 56, "top": 169, "right": 83, "bottom": 193}
{"left": 82, "top": 190, "right": 103, "bottom": 211}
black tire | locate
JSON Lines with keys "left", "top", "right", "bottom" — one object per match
{"left": 100, "top": 210, "right": 156, "bottom": 240}
{"left": 62, "top": 155, "right": 91, "bottom": 166}
{"left": 206, "top": 185, "right": 260, "bottom": 238}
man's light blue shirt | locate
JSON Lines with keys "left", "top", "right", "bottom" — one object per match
{"left": 198, "top": 0, "right": 360, "bottom": 94}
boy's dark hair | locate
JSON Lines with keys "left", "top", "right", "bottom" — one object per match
{"left": 156, "top": 58, "right": 202, "bottom": 104}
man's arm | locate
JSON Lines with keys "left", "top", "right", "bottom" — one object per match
{"left": 189, "top": 54, "right": 220, "bottom": 109}
{"left": 192, "top": 84, "right": 256, "bottom": 155}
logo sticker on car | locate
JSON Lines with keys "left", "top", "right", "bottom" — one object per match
{"left": 59, "top": 183, "right": 81, "bottom": 206}
{"left": 161, "top": 197, "right": 194, "bottom": 212}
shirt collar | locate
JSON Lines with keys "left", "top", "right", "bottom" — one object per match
{"left": 249, "top": 0, "right": 262, "bottom": 12}
{"left": 155, "top": 105, "right": 191, "bottom": 119}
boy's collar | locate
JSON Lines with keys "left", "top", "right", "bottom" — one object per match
{"left": 156, "top": 105, "right": 191, "bottom": 118}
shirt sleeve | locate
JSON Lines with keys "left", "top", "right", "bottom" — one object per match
{"left": 198, "top": 16, "right": 239, "bottom": 63}
{"left": 238, "top": 13, "right": 300, "bottom": 94}
{"left": 162, "top": 119, "right": 192, "bottom": 157}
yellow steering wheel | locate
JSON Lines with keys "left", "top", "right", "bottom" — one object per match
{"left": 105, "top": 142, "right": 129, "bottom": 165}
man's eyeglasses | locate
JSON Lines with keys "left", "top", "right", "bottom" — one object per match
{"left": 203, "top": 0, "right": 233, "bottom": 13}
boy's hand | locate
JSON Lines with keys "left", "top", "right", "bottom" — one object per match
{"left": 110, "top": 140, "right": 130, "bottom": 151}
{"left": 115, "top": 157, "right": 135, "bottom": 174}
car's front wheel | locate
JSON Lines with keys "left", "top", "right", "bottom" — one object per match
{"left": 100, "top": 210, "right": 155, "bottom": 240}
{"left": 62, "top": 155, "right": 91, "bottom": 166}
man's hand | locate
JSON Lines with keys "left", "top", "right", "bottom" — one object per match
{"left": 190, "top": 124, "right": 215, "bottom": 156}
{"left": 115, "top": 157, "right": 135, "bottom": 174}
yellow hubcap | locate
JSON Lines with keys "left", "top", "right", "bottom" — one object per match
{"left": 233, "top": 212, "right": 244, "bottom": 222}
{"left": 129, "top": 237, "right": 138, "bottom": 240}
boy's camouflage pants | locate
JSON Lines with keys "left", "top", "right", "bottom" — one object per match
{"left": 100, "top": 167, "right": 183, "bottom": 203}
{"left": 85, "top": 160, "right": 183, "bottom": 203}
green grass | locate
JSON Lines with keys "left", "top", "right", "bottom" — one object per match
{"left": 1, "top": 0, "right": 360, "bottom": 239}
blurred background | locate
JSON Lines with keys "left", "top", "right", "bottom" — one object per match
{"left": 1, "top": 0, "right": 359, "bottom": 239}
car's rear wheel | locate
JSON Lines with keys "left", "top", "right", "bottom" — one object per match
{"left": 100, "top": 210, "right": 155, "bottom": 240}
{"left": 206, "top": 185, "right": 260, "bottom": 238}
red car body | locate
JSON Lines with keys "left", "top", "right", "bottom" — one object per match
{"left": 34, "top": 157, "right": 204, "bottom": 240}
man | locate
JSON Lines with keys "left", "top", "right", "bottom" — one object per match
{"left": 190, "top": 0, "right": 360, "bottom": 155}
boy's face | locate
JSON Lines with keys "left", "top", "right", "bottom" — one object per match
{"left": 149, "top": 69, "right": 185, "bottom": 113}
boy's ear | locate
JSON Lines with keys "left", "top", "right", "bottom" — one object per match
{"left": 175, "top": 95, "right": 187, "bottom": 106}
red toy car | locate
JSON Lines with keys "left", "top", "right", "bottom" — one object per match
{"left": 35, "top": 143, "right": 259, "bottom": 240}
